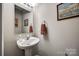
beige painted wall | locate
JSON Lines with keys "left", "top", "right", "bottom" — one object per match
{"left": 2, "top": 3, "right": 24, "bottom": 56}
{"left": 2, "top": 3, "right": 33, "bottom": 56}
{"left": 0, "top": 3, "right": 2, "bottom": 56}
{"left": 33, "top": 3, "right": 79, "bottom": 56}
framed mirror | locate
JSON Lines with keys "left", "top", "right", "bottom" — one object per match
{"left": 15, "top": 5, "right": 30, "bottom": 34}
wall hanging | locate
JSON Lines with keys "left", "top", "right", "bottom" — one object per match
{"left": 57, "top": 3, "right": 79, "bottom": 21}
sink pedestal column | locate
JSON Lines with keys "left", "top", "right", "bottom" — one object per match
{"left": 25, "top": 48, "right": 32, "bottom": 56}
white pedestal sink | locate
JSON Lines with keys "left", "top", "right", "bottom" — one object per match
{"left": 17, "top": 36, "right": 40, "bottom": 56}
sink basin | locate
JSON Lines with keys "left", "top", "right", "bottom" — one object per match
{"left": 17, "top": 37, "right": 40, "bottom": 49}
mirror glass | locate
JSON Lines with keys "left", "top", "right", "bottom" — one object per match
{"left": 15, "top": 5, "right": 30, "bottom": 34}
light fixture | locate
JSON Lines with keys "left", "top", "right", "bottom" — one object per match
{"left": 24, "top": 3, "right": 36, "bottom": 8}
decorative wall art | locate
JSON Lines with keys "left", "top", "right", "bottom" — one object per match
{"left": 57, "top": 3, "right": 79, "bottom": 21}
{"left": 24, "top": 19, "right": 28, "bottom": 26}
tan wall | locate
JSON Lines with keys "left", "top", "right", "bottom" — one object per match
{"left": 33, "top": 3, "right": 79, "bottom": 56}
{"left": 0, "top": 3, "right": 2, "bottom": 56}
{"left": 2, "top": 3, "right": 24, "bottom": 56}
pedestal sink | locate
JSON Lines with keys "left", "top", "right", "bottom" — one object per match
{"left": 17, "top": 36, "right": 40, "bottom": 56}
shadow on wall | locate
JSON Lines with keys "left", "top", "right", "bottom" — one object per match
{"left": 43, "top": 33, "right": 49, "bottom": 41}
{"left": 43, "top": 21, "right": 49, "bottom": 41}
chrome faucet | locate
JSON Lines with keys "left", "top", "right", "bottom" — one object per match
{"left": 27, "top": 34, "right": 30, "bottom": 40}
